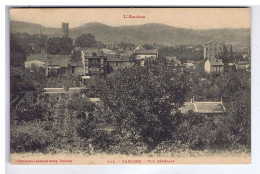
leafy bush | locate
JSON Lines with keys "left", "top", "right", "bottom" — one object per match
{"left": 10, "top": 121, "right": 54, "bottom": 153}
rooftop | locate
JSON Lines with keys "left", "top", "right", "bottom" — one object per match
{"left": 82, "top": 49, "right": 103, "bottom": 57}
{"left": 209, "top": 59, "right": 224, "bottom": 66}
{"left": 70, "top": 60, "right": 83, "bottom": 67}
{"left": 134, "top": 46, "right": 158, "bottom": 55}
{"left": 107, "top": 55, "right": 131, "bottom": 62}
{"left": 27, "top": 53, "right": 47, "bottom": 63}
{"left": 43, "top": 88, "right": 66, "bottom": 94}
{"left": 179, "top": 101, "right": 226, "bottom": 114}
{"left": 47, "top": 55, "right": 70, "bottom": 67}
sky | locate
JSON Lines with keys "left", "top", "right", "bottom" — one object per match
{"left": 10, "top": 8, "right": 250, "bottom": 29}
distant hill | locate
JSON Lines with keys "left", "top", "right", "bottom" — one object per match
{"left": 10, "top": 21, "right": 250, "bottom": 46}
{"left": 10, "top": 21, "right": 61, "bottom": 36}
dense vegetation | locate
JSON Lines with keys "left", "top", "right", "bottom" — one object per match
{"left": 46, "top": 36, "right": 73, "bottom": 55}
{"left": 10, "top": 32, "right": 250, "bottom": 155}
{"left": 10, "top": 58, "right": 250, "bottom": 155}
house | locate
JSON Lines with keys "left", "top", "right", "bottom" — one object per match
{"left": 47, "top": 55, "right": 70, "bottom": 77}
{"left": 69, "top": 48, "right": 108, "bottom": 76}
{"left": 178, "top": 99, "right": 226, "bottom": 115}
{"left": 66, "top": 48, "right": 109, "bottom": 86}
{"left": 107, "top": 55, "right": 133, "bottom": 70}
{"left": 133, "top": 46, "right": 158, "bottom": 66}
{"left": 81, "top": 49, "right": 108, "bottom": 75}
{"left": 204, "top": 59, "right": 224, "bottom": 73}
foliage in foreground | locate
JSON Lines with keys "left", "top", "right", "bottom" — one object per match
{"left": 10, "top": 59, "right": 251, "bottom": 154}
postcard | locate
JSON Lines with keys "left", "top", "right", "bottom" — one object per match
{"left": 9, "top": 7, "right": 250, "bottom": 165}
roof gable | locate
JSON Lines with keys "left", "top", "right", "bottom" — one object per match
{"left": 47, "top": 55, "right": 70, "bottom": 67}
{"left": 27, "top": 54, "right": 47, "bottom": 63}
{"left": 209, "top": 59, "right": 224, "bottom": 66}
{"left": 134, "top": 46, "right": 158, "bottom": 55}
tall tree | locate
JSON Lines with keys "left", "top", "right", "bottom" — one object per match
{"left": 46, "top": 37, "right": 73, "bottom": 55}
{"left": 10, "top": 34, "right": 26, "bottom": 67}
{"left": 84, "top": 59, "right": 190, "bottom": 150}
{"left": 75, "top": 33, "right": 97, "bottom": 48}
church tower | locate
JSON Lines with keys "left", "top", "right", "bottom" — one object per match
{"left": 62, "top": 22, "right": 69, "bottom": 37}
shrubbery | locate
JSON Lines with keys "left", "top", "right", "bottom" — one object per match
{"left": 10, "top": 121, "right": 54, "bottom": 153}
{"left": 10, "top": 58, "right": 250, "bottom": 155}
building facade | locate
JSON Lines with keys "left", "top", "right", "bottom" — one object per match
{"left": 47, "top": 55, "right": 70, "bottom": 77}
{"left": 107, "top": 55, "right": 133, "bottom": 70}
{"left": 204, "top": 59, "right": 224, "bottom": 73}
{"left": 133, "top": 46, "right": 158, "bottom": 66}
{"left": 81, "top": 49, "right": 107, "bottom": 76}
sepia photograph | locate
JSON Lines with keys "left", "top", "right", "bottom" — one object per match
{"left": 9, "top": 7, "right": 251, "bottom": 165}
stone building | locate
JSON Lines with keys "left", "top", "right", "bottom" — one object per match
{"left": 81, "top": 49, "right": 107, "bottom": 76}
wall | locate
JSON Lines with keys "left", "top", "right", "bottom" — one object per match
{"left": 204, "top": 60, "right": 211, "bottom": 73}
